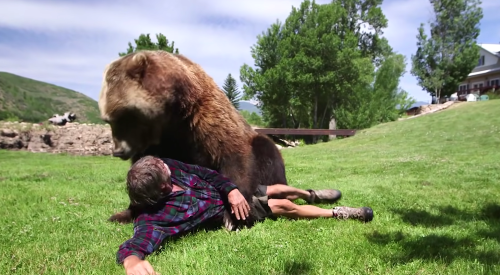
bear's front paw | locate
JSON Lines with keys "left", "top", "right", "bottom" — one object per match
{"left": 108, "top": 209, "right": 133, "bottom": 224}
{"left": 222, "top": 210, "right": 238, "bottom": 231}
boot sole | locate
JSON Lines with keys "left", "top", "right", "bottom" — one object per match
{"left": 308, "top": 189, "right": 342, "bottom": 204}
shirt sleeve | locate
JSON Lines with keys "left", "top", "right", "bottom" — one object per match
{"left": 163, "top": 158, "right": 238, "bottom": 196}
{"left": 116, "top": 223, "right": 170, "bottom": 265}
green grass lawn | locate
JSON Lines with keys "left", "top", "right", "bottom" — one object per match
{"left": 1, "top": 101, "right": 499, "bottom": 275}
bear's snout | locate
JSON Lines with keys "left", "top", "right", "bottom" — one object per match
{"left": 111, "top": 139, "right": 134, "bottom": 160}
{"left": 112, "top": 149, "right": 127, "bottom": 159}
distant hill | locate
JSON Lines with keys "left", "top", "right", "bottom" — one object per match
{"left": 0, "top": 72, "right": 103, "bottom": 124}
{"left": 409, "top": 101, "right": 430, "bottom": 109}
{"left": 239, "top": 101, "right": 262, "bottom": 115}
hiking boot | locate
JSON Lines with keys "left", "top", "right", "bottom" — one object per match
{"left": 332, "top": 206, "right": 374, "bottom": 223}
{"left": 306, "top": 189, "right": 342, "bottom": 204}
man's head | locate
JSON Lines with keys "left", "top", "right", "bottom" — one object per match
{"left": 126, "top": 156, "right": 173, "bottom": 208}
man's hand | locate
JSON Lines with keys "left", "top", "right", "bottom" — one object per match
{"left": 227, "top": 189, "right": 250, "bottom": 220}
{"left": 123, "top": 255, "right": 160, "bottom": 275}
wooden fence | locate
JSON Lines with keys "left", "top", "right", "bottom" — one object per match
{"left": 254, "top": 128, "right": 357, "bottom": 137}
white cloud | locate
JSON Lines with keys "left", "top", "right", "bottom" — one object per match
{"left": 0, "top": 0, "right": 498, "bottom": 104}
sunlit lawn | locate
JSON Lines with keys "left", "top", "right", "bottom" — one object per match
{"left": 1, "top": 100, "right": 499, "bottom": 275}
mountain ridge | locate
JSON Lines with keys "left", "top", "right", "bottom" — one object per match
{"left": 0, "top": 71, "right": 103, "bottom": 124}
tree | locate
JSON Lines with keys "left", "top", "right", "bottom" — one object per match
{"left": 334, "top": 53, "right": 415, "bottom": 129}
{"left": 411, "top": 0, "right": 483, "bottom": 100}
{"left": 240, "top": 0, "right": 397, "bottom": 143}
{"left": 240, "top": 20, "right": 291, "bottom": 128}
{"left": 222, "top": 73, "right": 242, "bottom": 110}
{"left": 240, "top": 110, "right": 266, "bottom": 127}
{"left": 119, "top": 33, "right": 179, "bottom": 56}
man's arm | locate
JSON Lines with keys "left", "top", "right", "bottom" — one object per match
{"left": 116, "top": 223, "right": 169, "bottom": 265}
{"left": 162, "top": 158, "right": 238, "bottom": 196}
{"left": 162, "top": 158, "right": 251, "bottom": 220}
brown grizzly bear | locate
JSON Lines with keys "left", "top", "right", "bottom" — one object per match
{"left": 98, "top": 50, "right": 287, "bottom": 229}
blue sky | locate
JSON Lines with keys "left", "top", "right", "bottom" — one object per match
{"left": 0, "top": 0, "right": 499, "bottom": 105}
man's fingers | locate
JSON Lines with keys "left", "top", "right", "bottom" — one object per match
{"left": 238, "top": 205, "right": 247, "bottom": 220}
{"left": 144, "top": 262, "right": 156, "bottom": 275}
{"left": 233, "top": 206, "right": 241, "bottom": 220}
{"left": 244, "top": 204, "right": 249, "bottom": 217}
{"left": 237, "top": 207, "right": 244, "bottom": 221}
{"left": 140, "top": 266, "right": 151, "bottom": 275}
{"left": 238, "top": 203, "right": 248, "bottom": 219}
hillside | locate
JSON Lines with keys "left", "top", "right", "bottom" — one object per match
{"left": 0, "top": 72, "right": 102, "bottom": 124}
{"left": 0, "top": 100, "right": 499, "bottom": 274}
{"left": 239, "top": 101, "right": 262, "bottom": 115}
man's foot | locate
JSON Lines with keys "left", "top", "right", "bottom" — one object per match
{"left": 332, "top": 206, "right": 374, "bottom": 222}
{"left": 306, "top": 189, "right": 342, "bottom": 204}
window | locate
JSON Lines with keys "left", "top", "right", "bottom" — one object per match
{"left": 489, "top": 79, "right": 500, "bottom": 87}
{"left": 472, "top": 82, "right": 484, "bottom": 92}
{"left": 459, "top": 84, "right": 469, "bottom": 91}
{"left": 477, "top": 55, "right": 485, "bottom": 66}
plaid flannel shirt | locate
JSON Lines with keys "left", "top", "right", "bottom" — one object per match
{"left": 116, "top": 158, "right": 238, "bottom": 265}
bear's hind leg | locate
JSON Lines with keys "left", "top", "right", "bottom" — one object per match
{"left": 251, "top": 133, "right": 288, "bottom": 186}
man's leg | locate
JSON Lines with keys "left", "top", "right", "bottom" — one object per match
{"left": 267, "top": 198, "right": 373, "bottom": 222}
{"left": 262, "top": 184, "right": 342, "bottom": 204}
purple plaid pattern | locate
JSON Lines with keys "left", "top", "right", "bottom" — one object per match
{"left": 116, "top": 158, "right": 238, "bottom": 264}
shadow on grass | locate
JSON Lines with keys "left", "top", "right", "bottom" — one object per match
{"left": 281, "top": 260, "right": 312, "bottom": 275}
{"left": 390, "top": 203, "right": 500, "bottom": 228}
{"left": 366, "top": 203, "right": 500, "bottom": 266}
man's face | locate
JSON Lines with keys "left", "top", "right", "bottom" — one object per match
{"left": 160, "top": 163, "right": 173, "bottom": 194}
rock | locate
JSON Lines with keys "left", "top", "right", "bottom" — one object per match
{"left": 0, "top": 121, "right": 286, "bottom": 156}
{"left": 1, "top": 129, "right": 18, "bottom": 138}
{"left": 0, "top": 122, "right": 114, "bottom": 156}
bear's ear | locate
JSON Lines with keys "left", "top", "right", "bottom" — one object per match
{"left": 126, "top": 52, "right": 148, "bottom": 79}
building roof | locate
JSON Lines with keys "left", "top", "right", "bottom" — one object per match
{"left": 469, "top": 67, "right": 500, "bottom": 77}
{"left": 479, "top": 44, "right": 500, "bottom": 56}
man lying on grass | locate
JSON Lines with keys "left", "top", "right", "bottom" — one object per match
{"left": 117, "top": 156, "right": 374, "bottom": 275}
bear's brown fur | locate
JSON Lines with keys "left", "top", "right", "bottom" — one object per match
{"left": 98, "top": 50, "right": 287, "bottom": 229}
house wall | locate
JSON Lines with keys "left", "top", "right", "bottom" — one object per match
{"left": 470, "top": 48, "right": 500, "bottom": 71}
{"left": 458, "top": 47, "right": 500, "bottom": 92}
{"left": 460, "top": 72, "right": 500, "bottom": 88}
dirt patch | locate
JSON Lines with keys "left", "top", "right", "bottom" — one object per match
{"left": 400, "top": 101, "right": 462, "bottom": 121}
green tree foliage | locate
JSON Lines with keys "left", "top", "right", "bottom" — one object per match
{"left": 334, "top": 54, "right": 416, "bottom": 129}
{"left": 240, "top": 0, "right": 408, "bottom": 143}
{"left": 222, "top": 74, "right": 242, "bottom": 110}
{"left": 119, "top": 33, "right": 179, "bottom": 56}
{"left": 240, "top": 110, "right": 266, "bottom": 127}
{"left": 411, "top": 0, "right": 483, "bottom": 100}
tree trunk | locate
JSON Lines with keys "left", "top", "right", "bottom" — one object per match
{"left": 319, "top": 100, "right": 329, "bottom": 130}
{"left": 313, "top": 94, "right": 318, "bottom": 143}
{"left": 282, "top": 108, "right": 287, "bottom": 128}
{"left": 319, "top": 99, "right": 330, "bottom": 142}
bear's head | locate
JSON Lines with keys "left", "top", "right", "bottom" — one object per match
{"left": 98, "top": 51, "right": 188, "bottom": 160}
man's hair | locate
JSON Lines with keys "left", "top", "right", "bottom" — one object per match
{"left": 126, "top": 156, "right": 171, "bottom": 207}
